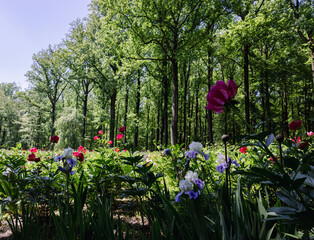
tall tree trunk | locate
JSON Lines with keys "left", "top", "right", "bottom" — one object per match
{"left": 51, "top": 102, "right": 56, "bottom": 136}
{"left": 283, "top": 78, "right": 289, "bottom": 138}
{"left": 162, "top": 60, "right": 169, "bottom": 146}
{"left": 146, "top": 105, "right": 150, "bottom": 150}
{"left": 171, "top": 30, "right": 179, "bottom": 145}
{"left": 82, "top": 82, "right": 89, "bottom": 144}
{"left": 207, "top": 49, "right": 214, "bottom": 144}
{"left": 157, "top": 105, "right": 160, "bottom": 145}
{"left": 109, "top": 90, "right": 117, "bottom": 145}
{"left": 311, "top": 48, "right": 314, "bottom": 86}
{"left": 171, "top": 57, "right": 179, "bottom": 145}
{"left": 194, "top": 83, "right": 199, "bottom": 140}
{"left": 133, "top": 70, "right": 141, "bottom": 149}
{"left": 183, "top": 62, "right": 190, "bottom": 147}
{"left": 124, "top": 87, "right": 129, "bottom": 143}
{"left": 244, "top": 43, "right": 250, "bottom": 133}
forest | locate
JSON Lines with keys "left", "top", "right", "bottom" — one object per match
{"left": 0, "top": 0, "right": 313, "bottom": 150}
{"left": 0, "top": 0, "right": 313, "bottom": 239}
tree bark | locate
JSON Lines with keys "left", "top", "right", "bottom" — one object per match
{"left": 133, "top": 70, "right": 141, "bottom": 149}
{"left": 207, "top": 49, "right": 214, "bottom": 144}
{"left": 171, "top": 57, "right": 179, "bottom": 146}
{"left": 109, "top": 90, "right": 117, "bottom": 145}
{"left": 244, "top": 43, "right": 250, "bottom": 133}
{"left": 124, "top": 87, "right": 129, "bottom": 143}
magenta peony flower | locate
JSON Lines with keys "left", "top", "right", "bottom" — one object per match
{"left": 94, "top": 136, "right": 100, "bottom": 140}
{"left": 239, "top": 147, "right": 247, "bottom": 153}
{"left": 98, "top": 130, "right": 103, "bottom": 135}
{"left": 119, "top": 126, "right": 126, "bottom": 132}
{"left": 78, "top": 146, "right": 84, "bottom": 152}
{"left": 307, "top": 131, "right": 313, "bottom": 137}
{"left": 205, "top": 79, "right": 238, "bottom": 113}
{"left": 116, "top": 134, "right": 124, "bottom": 140}
{"left": 30, "top": 148, "right": 38, "bottom": 153}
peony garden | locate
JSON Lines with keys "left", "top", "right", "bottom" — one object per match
{"left": 1, "top": 0, "right": 314, "bottom": 238}
{"left": 0, "top": 79, "right": 313, "bottom": 239}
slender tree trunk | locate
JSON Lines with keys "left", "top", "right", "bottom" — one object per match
{"left": 124, "top": 87, "right": 129, "bottom": 143}
{"left": 51, "top": 102, "right": 56, "bottom": 136}
{"left": 283, "top": 78, "right": 289, "bottom": 138}
{"left": 183, "top": 62, "right": 190, "bottom": 147}
{"left": 244, "top": 43, "right": 250, "bottom": 133}
{"left": 157, "top": 106, "right": 160, "bottom": 145}
{"left": 146, "top": 105, "right": 150, "bottom": 150}
{"left": 109, "top": 90, "right": 117, "bottom": 145}
{"left": 311, "top": 48, "right": 314, "bottom": 86}
{"left": 133, "top": 70, "right": 141, "bottom": 148}
{"left": 207, "top": 49, "right": 214, "bottom": 144}
{"left": 162, "top": 60, "right": 169, "bottom": 146}
{"left": 82, "top": 84, "right": 89, "bottom": 144}
{"left": 171, "top": 57, "right": 178, "bottom": 145}
{"left": 194, "top": 83, "right": 199, "bottom": 140}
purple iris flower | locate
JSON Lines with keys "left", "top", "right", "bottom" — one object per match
{"left": 184, "top": 159, "right": 190, "bottom": 169}
{"left": 194, "top": 179, "right": 205, "bottom": 189}
{"left": 175, "top": 192, "right": 184, "bottom": 202}
{"left": 58, "top": 166, "right": 76, "bottom": 176}
{"left": 216, "top": 163, "right": 228, "bottom": 173}
{"left": 185, "top": 151, "right": 198, "bottom": 159}
{"left": 185, "top": 190, "right": 198, "bottom": 200}
{"left": 66, "top": 158, "right": 77, "bottom": 167}
{"left": 202, "top": 152, "right": 210, "bottom": 160}
{"left": 55, "top": 155, "right": 63, "bottom": 162}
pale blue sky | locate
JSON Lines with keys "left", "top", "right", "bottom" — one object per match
{"left": 0, "top": 0, "right": 91, "bottom": 90}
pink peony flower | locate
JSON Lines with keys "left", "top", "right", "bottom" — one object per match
{"left": 205, "top": 79, "right": 238, "bottom": 113}
{"left": 107, "top": 140, "right": 113, "bottom": 145}
{"left": 307, "top": 131, "right": 314, "bottom": 137}
{"left": 239, "top": 147, "right": 247, "bottom": 153}
{"left": 78, "top": 146, "right": 84, "bottom": 152}
{"left": 94, "top": 136, "right": 100, "bottom": 140}
{"left": 116, "top": 134, "right": 124, "bottom": 140}
{"left": 73, "top": 152, "right": 78, "bottom": 157}
{"left": 50, "top": 135, "right": 59, "bottom": 143}
{"left": 98, "top": 130, "right": 103, "bottom": 135}
{"left": 119, "top": 126, "right": 126, "bottom": 132}
{"left": 30, "top": 148, "right": 38, "bottom": 153}
{"left": 288, "top": 120, "right": 302, "bottom": 131}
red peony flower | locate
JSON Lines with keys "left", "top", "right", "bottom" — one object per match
{"left": 50, "top": 135, "right": 59, "bottom": 143}
{"left": 30, "top": 148, "right": 38, "bottom": 153}
{"left": 205, "top": 79, "right": 238, "bottom": 113}
{"left": 288, "top": 120, "right": 302, "bottom": 131}
{"left": 34, "top": 157, "right": 41, "bottom": 163}
{"left": 78, "top": 146, "right": 84, "bottom": 152}
{"left": 98, "top": 130, "right": 103, "bottom": 135}
{"left": 116, "top": 134, "right": 124, "bottom": 140}
{"left": 94, "top": 136, "right": 100, "bottom": 140}
{"left": 239, "top": 147, "right": 248, "bottom": 153}
{"left": 76, "top": 152, "right": 84, "bottom": 162}
{"left": 28, "top": 153, "right": 36, "bottom": 161}
{"left": 115, "top": 148, "right": 120, "bottom": 152}
{"left": 298, "top": 142, "right": 309, "bottom": 150}
{"left": 119, "top": 126, "right": 126, "bottom": 132}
